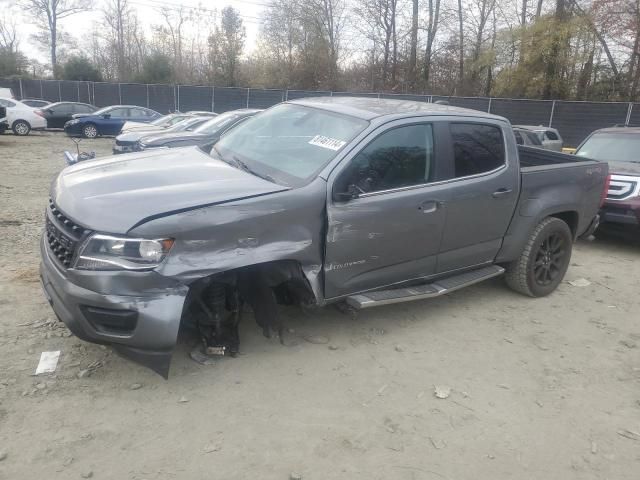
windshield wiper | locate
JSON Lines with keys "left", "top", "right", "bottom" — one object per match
{"left": 231, "top": 155, "right": 276, "bottom": 183}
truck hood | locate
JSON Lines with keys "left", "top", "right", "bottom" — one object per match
{"left": 51, "top": 147, "right": 290, "bottom": 234}
{"left": 608, "top": 160, "right": 640, "bottom": 176}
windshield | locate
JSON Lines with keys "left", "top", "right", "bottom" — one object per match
{"left": 93, "top": 106, "right": 113, "bottom": 116}
{"left": 215, "top": 104, "right": 368, "bottom": 186}
{"left": 195, "top": 112, "right": 247, "bottom": 134}
{"left": 167, "top": 117, "right": 207, "bottom": 132}
{"left": 576, "top": 133, "right": 640, "bottom": 163}
{"left": 150, "top": 114, "right": 173, "bottom": 126}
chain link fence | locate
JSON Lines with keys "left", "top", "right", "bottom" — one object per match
{"left": 1, "top": 77, "right": 636, "bottom": 146}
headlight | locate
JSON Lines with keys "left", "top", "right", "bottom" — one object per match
{"left": 65, "top": 119, "right": 80, "bottom": 127}
{"left": 74, "top": 233, "right": 174, "bottom": 271}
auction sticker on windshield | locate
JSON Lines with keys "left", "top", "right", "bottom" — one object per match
{"left": 308, "top": 135, "right": 346, "bottom": 151}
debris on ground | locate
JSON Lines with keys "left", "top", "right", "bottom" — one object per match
{"left": 328, "top": 344, "right": 339, "bottom": 350}
{"left": 0, "top": 451, "right": 7, "bottom": 461}
{"left": 178, "top": 396, "right": 189, "bottom": 403}
{"left": 434, "top": 385, "right": 451, "bottom": 399}
{"left": 394, "top": 345, "right": 405, "bottom": 352}
{"left": 80, "top": 470, "right": 93, "bottom": 478}
{"left": 203, "top": 443, "right": 222, "bottom": 453}
{"left": 617, "top": 429, "right": 640, "bottom": 441}
{"left": 568, "top": 278, "right": 591, "bottom": 287}
{"left": 377, "top": 384, "right": 388, "bottom": 396}
{"left": 77, "top": 369, "right": 90, "bottom": 379}
{"left": 619, "top": 339, "right": 637, "bottom": 349}
{"left": 129, "top": 383, "right": 143, "bottom": 390}
{"left": 290, "top": 472, "right": 303, "bottom": 480}
{"left": 35, "top": 350, "right": 60, "bottom": 375}
{"left": 190, "top": 346, "right": 220, "bottom": 365}
{"left": 590, "top": 440, "right": 598, "bottom": 454}
{"left": 429, "top": 437, "right": 446, "bottom": 449}
{"left": 303, "top": 334, "right": 329, "bottom": 345}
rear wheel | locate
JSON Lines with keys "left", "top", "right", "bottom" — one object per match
{"left": 82, "top": 123, "right": 98, "bottom": 138}
{"left": 12, "top": 120, "right": 31, "bottom": 136}
{"left": 505, "top": 217, "right": 573, "bottom": 297}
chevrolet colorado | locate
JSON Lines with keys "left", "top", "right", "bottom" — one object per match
{"left": 40, "top": 98, "right": 609, "bottom": 377}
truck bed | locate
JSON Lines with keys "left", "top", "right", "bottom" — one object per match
{"left": 518, "top": 145, "right": 599, "bottom": 170}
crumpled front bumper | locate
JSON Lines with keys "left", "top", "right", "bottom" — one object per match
{"left": 39, "top": 236, "right": 189, "bottom": 378}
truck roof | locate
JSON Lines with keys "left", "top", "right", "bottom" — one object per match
{"left": 288, "top": 96, "right": 507, "bottom": 122}
{"left": 592, "top": 126, "right": 640, "bottom": 134}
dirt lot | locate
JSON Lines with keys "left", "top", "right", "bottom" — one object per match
{"left": 1, "top": 132, "right": 639, "bottom": 480}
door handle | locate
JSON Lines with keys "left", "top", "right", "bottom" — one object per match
{"left": 418, "top": 200, "right": 443, "bottom": 213}
{"left": 492, "top": 188, "right": 513, "bottom": 198}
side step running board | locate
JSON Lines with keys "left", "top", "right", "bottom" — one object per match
{"left": 346, "top": 265, "right": 505, "bottom": 309}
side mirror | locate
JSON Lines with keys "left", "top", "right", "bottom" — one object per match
{"left": 335, "top": 184, "right": 361, "bottom": 201}
{"left": 102, "top": 113, "right": 111, "bottom": 119}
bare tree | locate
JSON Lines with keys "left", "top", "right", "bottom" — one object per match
{"left": 158, "top": 6, "right": 190, "bottom": 81}
{"left": 22, "top": 0, "right": 92, "bottom": 75}
{"left": 0, "top": 13, "right": 19, "bottom": 52}
{"left": 306, "top": 0, "right": 348, "bottom": 89}
{"left": 409, "top": 0, "right": 418, "bottom": 87}
{"left": 423, "top": 0, "right": 441, "bottom": 87}
{"left": 457, "top": 0, "right": 465, "bottom": 92}
{"left": 354, "top": 0, "right": 398, "bottom": 88}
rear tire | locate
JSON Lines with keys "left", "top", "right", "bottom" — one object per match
{"left": 82, "top": 123, "right": 98, "bottom": 138}
{"left": 505, "top": 217, "right": 573, "bottom": 297}
{"left": 12, "top": 120, "right": 31, "bottom": 136}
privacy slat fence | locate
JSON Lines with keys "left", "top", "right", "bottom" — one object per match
{"left": 1, "top": 77, "right": 636, "bottom": 146}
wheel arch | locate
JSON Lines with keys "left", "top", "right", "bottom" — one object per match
{"left": 549, "top": 210, "right": 579, "bottom": 238}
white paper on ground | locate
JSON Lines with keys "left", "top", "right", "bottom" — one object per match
{"left": 35, "top": 351, "right": 60, "bottom": 375}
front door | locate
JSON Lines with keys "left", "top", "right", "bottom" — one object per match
{"left": 324, "top": 121, "right": 450, "bottom": 299}
{"left": 101, "top": 107, "right": 130, "bottom": 135}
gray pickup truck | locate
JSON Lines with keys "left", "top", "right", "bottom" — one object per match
{"left": 40, "top": 98, "right": 608, "bottom": 377}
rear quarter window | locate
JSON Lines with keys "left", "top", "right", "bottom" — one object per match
{"left": 450, "top": 123, "right": 505, "bottom": 178}
{"left": 544, "top": 130, "right": 559, "bottom": 141}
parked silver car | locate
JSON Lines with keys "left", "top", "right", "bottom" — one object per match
{"left": 514, "top": 125, "right": 563, "bottom": 151}
{"left": 513, "top": 127, "right": 544, "bottom": 148}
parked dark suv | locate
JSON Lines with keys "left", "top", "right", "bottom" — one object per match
{"left": 576, "top": 126, "right": 640, "bottom": 229}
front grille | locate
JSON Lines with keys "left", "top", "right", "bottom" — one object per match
{"left": 607, "top": 175, "right": 640, "bottom": 201}
{"left": 45, "top": 199, "right": 90, "bottom": 268}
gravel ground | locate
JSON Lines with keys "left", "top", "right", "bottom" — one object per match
{"left": 1, "top": 132, "right": 639, "bottom": 480}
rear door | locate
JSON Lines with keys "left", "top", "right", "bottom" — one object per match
{"left": 50, "top": 103, "right": 74, "bottom": 128}
{"left": 436, "top": 121, "right": 519, "bottom": 273}
{"left": 324, "top": 120, "right": 451, "bottom": 298}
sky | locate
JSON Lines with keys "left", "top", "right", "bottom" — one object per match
{"left": 7, "top": 0, "right": 265, "bottom": 64}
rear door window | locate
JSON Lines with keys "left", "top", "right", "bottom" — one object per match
{"left": 73, "top": 104, "right": 93, "bottom": 113}
{"left": 55, "top": 103, "right": 74, "bottom": 114}
{"left": 450, "top": 123, "right": 505, "bottom": 178}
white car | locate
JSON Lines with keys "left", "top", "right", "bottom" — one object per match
{"left": 0, "top": 97, "right": 47, "bottom": 135}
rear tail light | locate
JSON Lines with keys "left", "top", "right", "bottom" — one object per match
{"left": 34, "top": 109, "right": 45, "bottom": 118}
{"left": 600, "top": 174, "right": 611, "bottom": 207}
